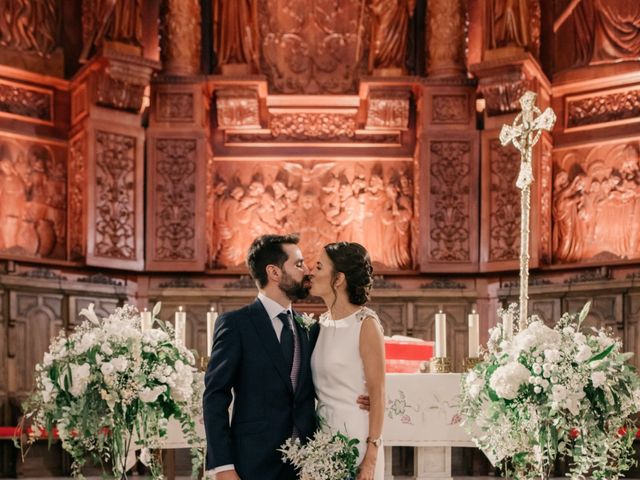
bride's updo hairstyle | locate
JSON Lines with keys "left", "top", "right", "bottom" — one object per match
{"left": 324, "top": 242, "right": 374, "bottom": 306}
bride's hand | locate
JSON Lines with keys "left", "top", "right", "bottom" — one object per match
{"left": 356, "top": 456, "right": 376, "bottom": 480}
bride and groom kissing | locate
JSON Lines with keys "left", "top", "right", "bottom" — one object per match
{"left": 203, "top": 234, "right": 386, "bottom": 480}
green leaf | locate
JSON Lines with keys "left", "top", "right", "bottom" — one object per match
{"left": 588, "top": 343, "right": 615, "bottom": 363}
{"left": 152, "top": 302, "right": 162, "bottom": 317}
{"left": 578, "top": 301, "right": 591, "bottom": 328}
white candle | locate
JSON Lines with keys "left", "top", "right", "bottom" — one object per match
{"left": 175, "top": 306, "right": 186, "bottom": 346}
{"left": 141, "top": 307, "right": 153, "bottom": 332}
{"left": 207, "top": 307, "right": 218, "bottom": 355}
{"left": 468, "top": 309, "right": 480, "bottom": 358}
{"left": 503, "top": 311, "right": 513, "bottom": 340}
{"left": 435, "top": 310, "right": 447, "bottom": 358}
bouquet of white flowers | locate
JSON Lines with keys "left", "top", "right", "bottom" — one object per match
{"left": 460, "top": 302, "right": 640, "bottom": 480}
{"left": 18, "top": 303, "right": 203, "bottom": 479}
{"left": 279, "top": 426, "right": 360, "bottom": 480}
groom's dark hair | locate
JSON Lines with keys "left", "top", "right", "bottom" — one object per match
{"left": 247, "top": 234, "right": 300, "bottom": 288}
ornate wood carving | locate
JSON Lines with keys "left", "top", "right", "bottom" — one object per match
{"left": 216, "top": 89, "right": 260, "bottom": 129}
{"left": 479, "top": 73, "right": 533, "bottom": 117}
{"left": 213, "top": 0, "right": 259, "bottom": 73}
{"left": 157, "top": 93, "right": 194, "bottom": 122}
{"left": 96, "top": 74, "right": 146, "bottom": 112}
{"left": 428, "top": 141, "right": 472, "bottom": 262}
{"left": 554, "top": 0, "right": 640, "bottom": 70}
{"left": 0, "top": 80, "right": 53, "bottom": 125}
{"left": 160, "top": 0, "right": 201, "bottom": 75}
{"left": 488, "top": 139, "right": 520, "bottom": 262}
{"left": 0, "top": 0, "right": 58, "bottom": 57}
{"left": 432, "top": 94, "right": 469, "bottom": 124}
{"left": 427, "top": 0, "right": 466, "bottom": 78}
{"left": 68, "top": 132, "right": 86, "bottom": 261}
{"left": 539, "top": 137, "right": 553, "bottom": 264}
{"left": 82, "top": 0, "right": 143, "bottom": 56}
{"left": 211, "top": 160, "right": 413, "bottom": 270}
{"left": 486, "top": 0, "right": 540, "bottom": 57}
{"left": 269, "top": 113, "right": 357, "bottom": 141}
{"left": 566, "top": 88, "right": 640, "bottom": 129}
{"left": 369, "top": 0, "right": 414, "bottom": 73}
{"left": 553, "top": 141, "right": 640, "bottom": 263}
{"left": 0, "top": 138, "right": 66, "bottom": 259}
{"left": 152, "top": 139, "right": 198, "bottom": 261}
{"left": 366, "top": 91, "right": 410, "bottom": 130}
{"left": 92, "top": 131, "right": 137, "bottom": 261}
{"left": 257, "top": 0, "right": 368, "bottom": 93}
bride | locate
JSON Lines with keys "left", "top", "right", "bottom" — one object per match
{"left": 309, "top": 242, "right": 386, "bottom": 480}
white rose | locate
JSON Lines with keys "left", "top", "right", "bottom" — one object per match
{"left": 489, "top": 362, "right": 530, "bottom": 400}
{"left": 532, "top": 364, "right": 542, "bottom": 375}
{"left": 534, "top": 386, "right": 542, "bottom": 394}
{"left": 575, "top": 345, "right": 592, "bottom": 363}
{"left": 101, "top": 362, "right": 115, "bottom": 376}
{"left": 574, "top": 332, "right": 587, "bottom": 345}
{"left": 101, "top": 343, "right": 113, "bottom": 355}
{"left": 111, "top": 356, "right": 128, "bottom": 372}
{"left": 69, "top": 363, "right": 91, "bottom": 397}
{"left": 544, "top": 349, "right": 561, "bottom": 363}
{"left": 139, "top": 385, "right": 166, "bottom": 403}
{"left": 551, "top": 384, "right": 568, "bottom": 403}
{"left": 591, "top": 371, "right": 607, "bottom": 388}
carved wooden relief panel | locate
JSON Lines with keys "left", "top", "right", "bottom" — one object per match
{"left": 421, "top": 137, "right": 478, "bottom": 271}
{"left": 539, "top": 136, "right": 553, "bottom": 264}
{"left": 87, "top": 124, "right": 144, "bottom": 270}
{"left": 68, "top": 132, "right": 86, "bottom": 261}
{"left": 257, "top": 0, "right": 369, "bottom": 93}
{"left": 553, "top": 141, "right": 640, "bottom": 263}
{"left": 0, "top": 79, "right": 53, "bottom": 126}
{"left": 0, "top": 137, "right": 67, "bottom": 260}
{"left": 0, "top": 0, "right": 58, "bottom": 57}
{"left": 481, "top": 137, "right": 520, "bottom": 268}
{"left": 565, "top": 87, "right": 640, "bottom": 131}
{"left": 8, "top": 291, "right": 63, "bottom": 394}
{"left": 146, "top": 135, "right": 206, "bottom": 271}
{"left": 210, "top": 160, "right": 414, "bottom": 270}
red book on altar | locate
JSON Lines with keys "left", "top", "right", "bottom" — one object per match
{"left": 384, "top": 336, "right": 434, "bottom": 373}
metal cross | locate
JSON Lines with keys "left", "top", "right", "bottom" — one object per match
{"left": 499, "top": 91, "right": 556, "bottom": 331}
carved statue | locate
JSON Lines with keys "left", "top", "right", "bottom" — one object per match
{"left": 369, "top": 0, "right": 415, "bottom": 72}
{"left": 213, "top": 0, "right": 259, "bottom": 71}
{"left": 0, "top": 0, "right": 58, "bottom": 56}
{"left": 555, "top": 0, "right": 640, "bottom": 67}
{"left": 108, "top": 0, "right": 143, "bottom": 46}
{"left": 487, "top": 0, "right": 531, "bottom": 50}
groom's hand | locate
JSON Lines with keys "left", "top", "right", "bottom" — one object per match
{"left": 357, "top": 394, "right": 371, "bottom": 411}
{"left": 216, "top": 470, "right": 240, "bottom": 480}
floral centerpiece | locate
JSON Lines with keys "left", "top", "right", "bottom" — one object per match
{"left": 279, "top": 422, "right": 360, "bottom": 480}
{"left": 460, "top": 302, "right": 640, "bottom": 480}
{"left": 17, "top": 303, "right": 203, "bottom": 479}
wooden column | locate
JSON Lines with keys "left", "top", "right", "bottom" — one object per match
{"left": 146, "top": 0, "right": 207, "bottom": 272}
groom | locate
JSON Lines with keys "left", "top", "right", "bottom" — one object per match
{"left": 203, "top": 234, "right": 318, "bottom": 480}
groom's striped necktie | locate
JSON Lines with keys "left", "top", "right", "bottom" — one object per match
{"left": 277, "top": 310, "right": 300, "bottom": 389}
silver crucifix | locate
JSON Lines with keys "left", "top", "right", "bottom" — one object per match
{"left": 499, "top": 91, "right": 556, "bottom": 331}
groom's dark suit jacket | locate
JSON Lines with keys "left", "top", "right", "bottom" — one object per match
{"left": 203, "top": 298, "right": 318, "bottom": 479}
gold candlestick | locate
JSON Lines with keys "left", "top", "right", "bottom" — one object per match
{"left": 463, "top": 357, "right": 481, "bottom": 371}
{"left": 199, "top": 356, "right": 210, "bottom": 371}
{"left": 430, "top": 357, "right": 452, "bottom": 373}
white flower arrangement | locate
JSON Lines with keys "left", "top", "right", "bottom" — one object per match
{"left": 18, "top": 303, "right": 204, "bottom": 479}
{"left": 279, "top": 424, "right": 360, "bottom": 480}
{"left": 460, "top": 302, "right": 640, "bottom": 480}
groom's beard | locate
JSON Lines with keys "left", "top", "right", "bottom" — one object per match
{"left": 280, "top": 273, "right": 311, "bottom": 301}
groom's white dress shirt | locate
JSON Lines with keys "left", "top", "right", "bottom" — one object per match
{"left": 209, "top": 292, "right": 292, "bottom": 476}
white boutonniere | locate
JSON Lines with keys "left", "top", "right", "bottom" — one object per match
{"left": 294, "top": 313, "right": 316, "bottom": 331}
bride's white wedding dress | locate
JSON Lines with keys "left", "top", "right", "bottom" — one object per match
{"left": 311, "top": 307, "right": 384, "bottom": 479}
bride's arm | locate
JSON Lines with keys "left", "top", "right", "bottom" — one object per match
{"left": 359, "top": 316, "right": 386, "bottom": 475}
